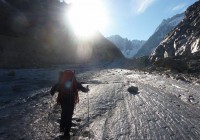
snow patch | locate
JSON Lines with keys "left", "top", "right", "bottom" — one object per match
{"left": 191, "top": 38, "right": 200, "bottom": 53}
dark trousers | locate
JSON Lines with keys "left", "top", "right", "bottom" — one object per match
{"left": 60, "top": 99, "right": 75, "bottom": 136}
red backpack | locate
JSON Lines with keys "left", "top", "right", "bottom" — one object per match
{"left": 57, "top": 70, "right": 79, "bottom": 105}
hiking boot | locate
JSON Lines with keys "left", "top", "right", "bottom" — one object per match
{"left": 63, "top": 134, "right": 70, "bottom": 140}
{"left": 60, "top": 127, "right": 65, "bottom": 132}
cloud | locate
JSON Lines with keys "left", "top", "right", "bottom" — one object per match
{"left": 131, "top": 0, "right": 156, "bottom": 15}
{"left": 171, "top": 3, "right": 186, "bottom": 12}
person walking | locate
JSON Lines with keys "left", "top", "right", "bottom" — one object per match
{"left": 50, "top": 70, "right": 89, "bottom": 139}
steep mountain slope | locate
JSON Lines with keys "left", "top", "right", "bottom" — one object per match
{"left": 107, "top": 35, "right": 145, "bottom": 58}
{"left": 150, "top": 1, "right": 200, "bottom": 72}
{"left": 0, "top": 0, "right": 123, "bottom": 68}
{"left": 135, "top": 13, "right": 185, "bottom": 57}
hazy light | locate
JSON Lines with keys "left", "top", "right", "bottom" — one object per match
{"left": 63, "top": 0, "right": 73, "bottom": 4}
{"left": 66, "top": 0, "right": 109, "bottom": 38}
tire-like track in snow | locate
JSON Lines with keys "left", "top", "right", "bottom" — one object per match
{"left": 0, "top": 68, "right": 200, "bottom": 140}
{"left": 74, "top": 69, "right": 200, "bottom": 140}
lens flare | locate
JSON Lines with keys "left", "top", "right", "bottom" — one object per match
{"left": 66, "top": 0, "right": 109, "bottom": 38}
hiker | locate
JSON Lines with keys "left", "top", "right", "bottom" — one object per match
{"left": 50, "top": 70, "right": 89, "bottom": 138}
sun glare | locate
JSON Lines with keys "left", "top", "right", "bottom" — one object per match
{"left": 67, "top": 0, "right": 108, "bottom": 38}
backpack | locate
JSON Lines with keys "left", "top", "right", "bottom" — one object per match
{"left": 58, "top": 70, "right": 79, "bottom": 105}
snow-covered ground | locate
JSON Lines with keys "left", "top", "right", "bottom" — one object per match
{"left": 0, "top": 62, "right": 200, "bottom": 140}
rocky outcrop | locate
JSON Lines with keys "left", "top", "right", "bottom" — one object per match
{"left": 135, "top": 13, "right": 184, "bottom": 58}
{"left": 149, "top": 1, "right": 200, "bottom": 73}
{"left": 150, "top": 1, "right": 200, "bottom": 62}
{"left": 0, "top": 0, "right": 123, "bottom": 68}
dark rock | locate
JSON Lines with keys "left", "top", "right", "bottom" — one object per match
{"left": 175, "top": 75, "right": 187, "bottom": 81}
{"left": 188, "top": 95, "right": 199, "bottom": 104}
{"left": 73, "top": 118, "right": 81, "bottom": 122}
{"left": 128, "top": 86, "right": 139, "bottom": 95}
{"left": 165, "top": 73, "right": 170, "bottom": 78}
{"left": 82, "top": 130, "right": 92, "bottom": 138}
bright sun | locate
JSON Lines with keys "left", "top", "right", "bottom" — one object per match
{"left": 67, "top": 0, "right": 108, "bottom": 38}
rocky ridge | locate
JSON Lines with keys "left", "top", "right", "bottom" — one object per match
{"left": 135, "top": 13, "right": 184, "bottom": 57}
{"left": 149, "top": 1, "right": 200, "bottom": 73}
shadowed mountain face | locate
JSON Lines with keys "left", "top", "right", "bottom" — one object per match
{"left": 150, "top": 1, "right": 200, "bottom": 73}
{"left": 0, "top": 0, "right": 123, "bottom": 68}
{"left": 134, "top": 13, "right": 184, "bottom": 58}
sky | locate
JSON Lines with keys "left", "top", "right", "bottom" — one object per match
{"left": 63, "top": 0, "right": 197, "bottom": 40}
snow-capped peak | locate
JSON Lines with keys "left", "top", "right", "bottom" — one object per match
{"left": 107, "top": 35, "right": 146, "bottom": 58}
{"left": 155, "top": 13, "right": 185, "bottom": 33}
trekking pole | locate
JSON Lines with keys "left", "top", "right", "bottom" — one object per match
{"left": 46, "top": 95, "right": 54, "bottom": 135}
{"left": 87, "top": 85, "right": 90, "bottom": 139}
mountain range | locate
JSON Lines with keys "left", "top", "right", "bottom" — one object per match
{"left": 0, "top": 0, "right": 123, "bottom": 68}
{"left": 150, "top": 1, "right": 200, "bottom": 73}
{"left": 107, "top": 35, "right": 145, "bottom": 58}
{"left": 135, "top": 13, "right": 185, "bottom": 58}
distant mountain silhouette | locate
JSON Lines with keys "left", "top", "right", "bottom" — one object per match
{"left": 107, "top": 35, "right": 145, "bottom": 58}
{"left": 0, "top": 0, "right": 123, "bottom": 68}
